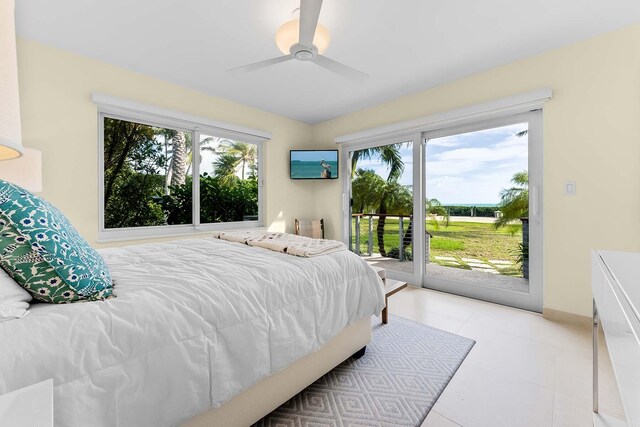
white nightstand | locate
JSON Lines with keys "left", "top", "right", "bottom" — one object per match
{"left": 0, "top": 379, "right": 53, "bottom": 427}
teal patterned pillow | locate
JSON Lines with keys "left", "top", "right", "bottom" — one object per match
{"left": 0, "top": 180, "right": 113, "bottom": 303}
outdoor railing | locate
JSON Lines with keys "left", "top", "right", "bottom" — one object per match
{"left": 351, "top": 213, "right": 413, "bottom": 262}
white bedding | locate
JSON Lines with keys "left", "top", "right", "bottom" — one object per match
{"left": 217, "top": 231, "right": 347, "bottom": 257}
{"left": 0, "top": 238, "right": 384, "bottom": 427}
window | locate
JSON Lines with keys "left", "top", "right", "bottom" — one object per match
{"left": 95, "top": 95, "right": 268, "bottom": 241}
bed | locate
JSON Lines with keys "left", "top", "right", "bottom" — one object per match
{"left": 0, "top": 237, "right": 385, "bottom": 426}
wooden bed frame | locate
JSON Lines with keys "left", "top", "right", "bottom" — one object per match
{"left": 182, "top": 317, "right": 372, "bottom": 427}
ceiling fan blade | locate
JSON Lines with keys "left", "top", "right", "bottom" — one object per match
{"left": 299, "top": 0, "right": 323, "bottom": 47}
{"left": 312, "top": 55, "right": 369, "bottom": 82}
{"left": 228, "top": 55, "right": 293, "bottom": 73}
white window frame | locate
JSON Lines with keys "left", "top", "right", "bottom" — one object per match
{"left": 94, "top": 94, "right": 270, "bottom": 243}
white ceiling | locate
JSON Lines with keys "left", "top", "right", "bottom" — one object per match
{"left": 15, "top": 1, "right": 640, "bottom": 124}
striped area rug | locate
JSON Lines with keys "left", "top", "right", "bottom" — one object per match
{"left": 254, "top": 315, "right": 475, "bottom": 426}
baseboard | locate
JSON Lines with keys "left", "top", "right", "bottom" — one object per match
{"left": 542, "top": 307, "right": 591, "bottom": 327}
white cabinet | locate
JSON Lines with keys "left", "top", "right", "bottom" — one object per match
{"left": 592, "top": 251, "right": 640, "bottom": 427}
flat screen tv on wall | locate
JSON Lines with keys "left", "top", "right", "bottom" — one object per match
{"left": 290, "top": 150, "right": 339, "bottom": 180}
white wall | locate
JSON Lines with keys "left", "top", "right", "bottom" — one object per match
{"left": 17, "top": 22, "right": 640, "bottom": 317}
{"left": 16, "top": 38, "right": 317, "bottom": 246}
{"left": 311, "top": 23, "right": 640, "bottom": 317}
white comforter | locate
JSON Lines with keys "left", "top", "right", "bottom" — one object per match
{"left": 0, "top": 238, "right": 384, "bottom": 427}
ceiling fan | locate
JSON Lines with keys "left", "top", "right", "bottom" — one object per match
{"left": 228, "top": 0, "right": 369, "bottom": 81}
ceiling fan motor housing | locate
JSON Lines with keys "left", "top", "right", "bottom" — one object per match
{"left": 290, "top": 43, "right": 317, "bottom": 61}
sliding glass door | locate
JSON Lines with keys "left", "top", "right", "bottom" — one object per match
{"left": 343, "top": 134, "right": 421, "bottom": 283}
{"left": 341, "top": 110, "right": 542, "bottom": 312}
{"left": 422, "top": 112, "right": 542, "bottom": 311}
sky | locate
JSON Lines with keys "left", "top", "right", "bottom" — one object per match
{"left": 290, "top": 150, "right": 339, "bottom": 162}
{"left": 355, "top": 123, "right": 528, "bottom": 205}
{"left": 198, "top": 136, "right": 255, "bottom": 177}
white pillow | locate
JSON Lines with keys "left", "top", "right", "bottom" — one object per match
{"left": 0, "top": 268, "right": 32, "bottom": 322}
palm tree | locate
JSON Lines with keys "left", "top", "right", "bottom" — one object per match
{"left": 186, "top": 135, "right": 222, "bottom": 171}
{"left": 214, "top": 153, "right": 241, "bottom": 185}
{"left": 165, "top": 135, "right": 233, "bottom": 188}
{"left": 351, "top": 143, "right": 406, "bottom": 256}
{"left": 352, "top": 169, "right": 386, "bottom": 213}
{"left": 495, "top": 170, "right": 528, "bottom": 228}
{"left": 375, "top": 180, "right": 413, "bottom": 256}
{"left": 351, "top": 170, "right": 413, "bottom": 256}
{"left": 170, "top": 132, "right": 188, "bottom": 186}
{"left": 351, "top": 144, "right": 405, "bottom": 182}
{"left": 159, "top": 130, "right": 193, "bottom": 193}
{"left": 426, "top": 198, "right": 450, "bottom": 229}
{"left": 216, "top": 141, "right": 257, "bottom": 179}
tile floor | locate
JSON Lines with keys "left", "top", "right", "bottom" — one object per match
{"left": 385, "top": 286, "right": 625, "bottom": 427}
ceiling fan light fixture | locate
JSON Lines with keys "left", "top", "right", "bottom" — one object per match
{"left": 229, "top": 0, "right": 367, "bottom": 81}
{"left": 275, "top": 19, "right": 330, "bottom": 55}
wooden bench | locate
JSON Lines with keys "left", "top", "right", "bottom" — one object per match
{"left": 372, "top": 267, "right": 408, "bottom": 324}
{"left": 382, "top": 279, "right": 408, "bottom": 324}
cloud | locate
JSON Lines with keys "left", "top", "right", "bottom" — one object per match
{"left": 426, "top": 123, "right": 528, "bottom": 203}
{"left": 428, "top": 138, "right": 466, "bottom": 148}
{"left": 351, "top": 123, "right": 529, "bottom": 203}
{"left": 429, "top": 123, "right": 526, "bottom": 145}
{"left": 427, "top": 132, "right": 527, "bottom": 179}
{"left": 431, "top": 138, "right": 526, "bottom": 163}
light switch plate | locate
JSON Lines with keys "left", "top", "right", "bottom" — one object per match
{"left": 564, "top": 181, "right": 576, "bottom": 196}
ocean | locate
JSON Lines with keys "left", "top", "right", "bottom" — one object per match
{"left": 447, "top": 203, "right": 498, "bottom": 207}
{"left": 291, "top": 160, "right": 338, "bottom": 179}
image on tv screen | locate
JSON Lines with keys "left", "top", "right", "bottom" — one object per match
{"left": 290, "top": 150, "right": 338, "bottom": 179}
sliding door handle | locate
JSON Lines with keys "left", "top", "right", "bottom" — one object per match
{"left": 530, "top": 185, "right": 540, "bottom": 217}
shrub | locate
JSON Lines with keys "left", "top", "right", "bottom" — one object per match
{"left": 155, "top": 173, "right": 258, "bottom": 225}
{"left": 445, "top": 206, "right": 497, "bottom": 217}
{"left": 388, "top": 247, "right": 413, "bottom": 261}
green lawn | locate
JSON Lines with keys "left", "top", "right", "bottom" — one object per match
{"left": 351, "top": 218, "right": 524, "bottom": 277}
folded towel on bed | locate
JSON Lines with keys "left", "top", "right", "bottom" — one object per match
{"left": 212, "top": 229, "right": 267, "bottom": 244}
{"left": 284, "top": 238, "right": 347, "bottom": 257}
{"left": 251, "top": 233, "right": 347, "bottom": 257}
{"left": 247, "top": 233, "right": 346, "bottom": 257}
{"left": 246, "top": 232, "right": 293, "bottom": 253}
{"left": 214, "top": 231, "right": 346, "bottom": 257}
